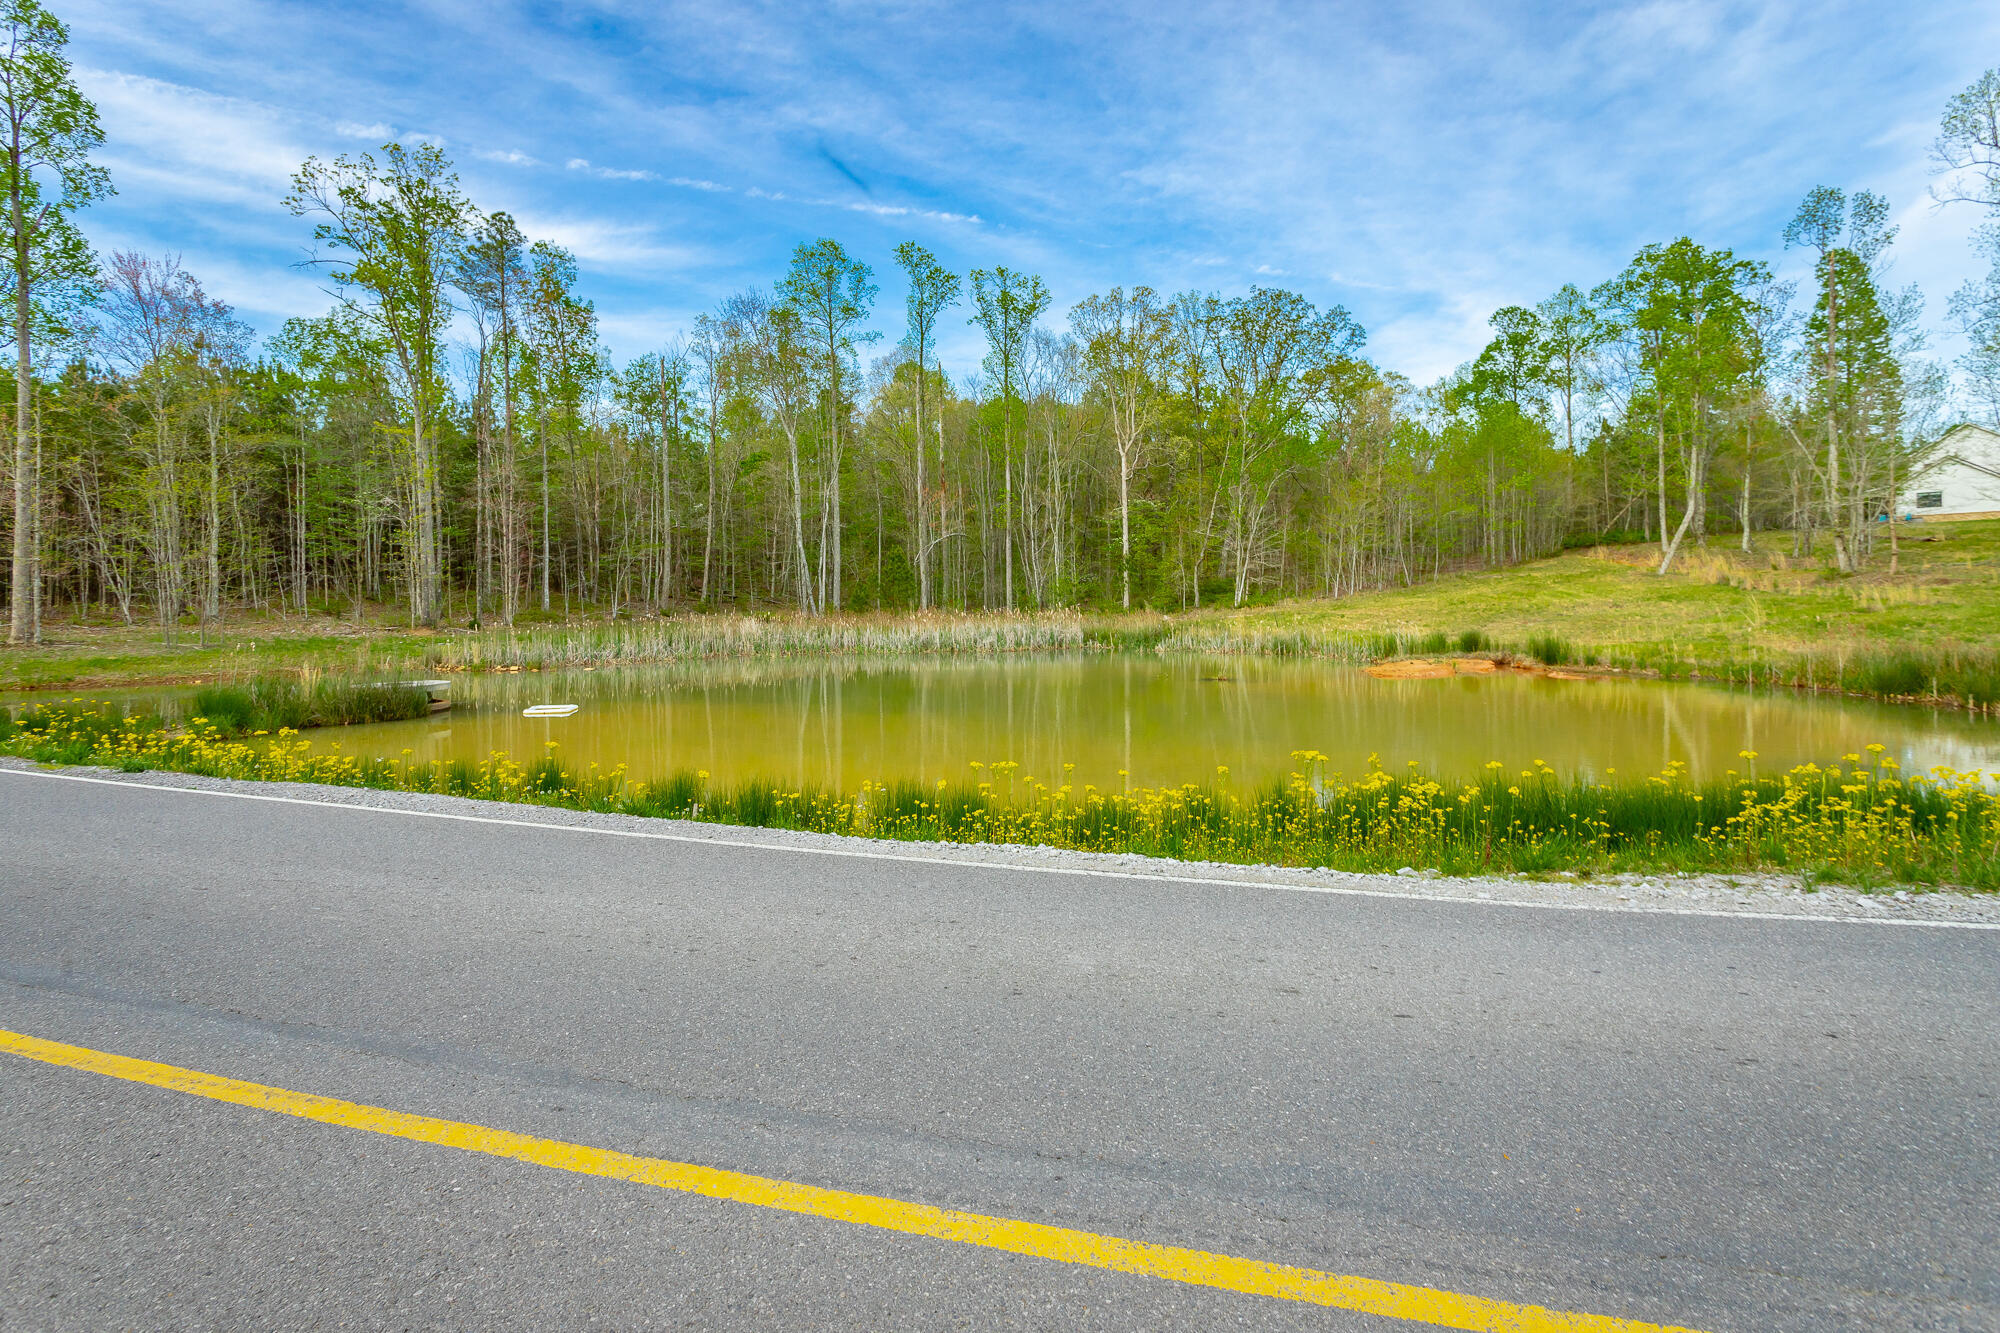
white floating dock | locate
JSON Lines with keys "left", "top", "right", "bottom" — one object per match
{"left": 522, "top": 704, "right": 579, "bottom": 718}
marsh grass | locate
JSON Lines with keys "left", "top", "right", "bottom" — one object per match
{"left": 188, "top": 675, "right": 432, "bottom": 735}
{"left": 1593, "top": 640, "right": 2000, "bottom": 709}
{"left": 427, "top": 613, "right": 1151, "bottom": 672}
{"left": 5, "top": 702, "right": 1993, "bottom": 889}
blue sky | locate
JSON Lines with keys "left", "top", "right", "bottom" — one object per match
{"left": 63, "top": 0, "right": 2000, "bottom": 385}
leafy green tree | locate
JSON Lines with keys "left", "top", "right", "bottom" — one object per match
{"left": 781, "top": 239, "right": 877, "bottom": 611}
{"left": 520, "top": 240, "right": 596, "bottom": 612}
{"left": 1784, "top": 187, "right": 1899, "bottom": 569}
{"left": 892, "top": 241, "right": 958, "bottom": 608}
{"left": 457, "top": 211, "right": 528, "bottom": 623}
{"left": 1071, "top": 287, "right": 1166, "bottom": 608}
{"left": 1213, "top": 288, "right": 1364, "bottom": 604}
{"left": 969, "top": 265, "right": 1048, "bottom": 608}
{"left": 1598, "top": 238, "right": 1767, "bottom": 573}
{"left": 285, "top": 143, "right": 467, "bottom": 625}
{"left": 1466, "top": 305, "right": 1548, "bottom": 417}
{"left": 621, "top": 347, "right": 689, "bottom": 607}
{"left": 1535, "top": 284, "right": 1609, "bottom": 454}
{"left": 2, "top": 0, "right": 108, "bottom": 643}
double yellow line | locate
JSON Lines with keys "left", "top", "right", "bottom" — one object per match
{"left": 2, "top": 1028, "right": 1703, "bottom": 1332}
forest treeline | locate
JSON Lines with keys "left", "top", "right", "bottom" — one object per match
{"left": 3, "top": 0, "right": 1999, "bottom": 640}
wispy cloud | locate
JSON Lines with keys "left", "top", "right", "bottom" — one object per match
{"left": 508, "top": 210, "right": 705, "bottom": 272}
{"left": 61, "top": 0, "right": 2000, "bottom": 381}
{"left": 567, "top": 157, "right": 658, "bottom": 182}
{"left": 79, "top": 68, "right": 303, "bottom": 190}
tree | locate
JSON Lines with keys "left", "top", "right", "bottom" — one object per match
{"left": 1071, "top": 286, "right": 1165, "bottom": 608}
{"left": 1213, "top": 288, "right": 1364, "bottom": 604}
{"left": 1598, "top": 239, "right": 1766, "bottom": 574}
{"left": 1784, "top": 187, "right": 1898, "bottom": 570}
{"left": 1933, "top": 69, "right": 2000, "bottom": 421}
{"left": 457, "top": 211, "right": 528, "bottom": 623}
{"left": 1535, "top": 284, "right": 1609, "bottom": 454}
{"left": 968, "top": 266, "right": 1049, "bottom": 609}
{"left": 96, "top": 252, "right": 228, "bottom": 637}
{"left": 780, "top": 239, "right": 877, "bottom": 612}
{"left": 1466, "top": 305, "right": 1548, "bottom": 416}
{"left": 520, "top": 240, "right": 596, "bottom": 613}
{"left": 623, "top": 346, "right": 688, "bottom": 608}
{"left": 2, "top": 0, "right": 108, "bottom": 643}
{"left": 285, "top": 143, "right": 466, "bottom": 625}
{"left": 893, "top": 241, "right": 959, "bottom": 609}
{"left": 737, "top": 291, "right": 818, "bottom": 611}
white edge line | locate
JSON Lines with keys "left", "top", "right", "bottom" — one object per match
{"left": 5, "top": 765, "right": 1997, "bottom": 932}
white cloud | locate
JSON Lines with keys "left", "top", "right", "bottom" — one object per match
{"left": 567, "top": 157, "right": 659, "bottom": 182}
{"left": 65, "top": 0, "right": 2000, "bottom": 383}
{"left": 835, "top": 199, "right": 981, "bottom": 225}
{"left": 595, "top": 308, "right": 691, "bottom": 357}
{"left": 79, "top": 68, "right": 304, "bottom": 191}
{"left": 510, "top": 211, "right": 703, "bottom": 272}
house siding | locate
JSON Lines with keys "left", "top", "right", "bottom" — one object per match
{"left": 1898, "top": 425, "right": 2000, "bottom": 520}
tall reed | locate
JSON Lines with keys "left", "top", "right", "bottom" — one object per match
{"left": 187, "top": 675, "right": 432, "bottom": 735}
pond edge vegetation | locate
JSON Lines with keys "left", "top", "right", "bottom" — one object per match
{"left": 401, "top": 614, "right": 2000, "bottom": 715}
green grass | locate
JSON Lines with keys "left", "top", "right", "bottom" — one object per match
{"left": 1193, "top": 522, "right": 2000, "bottom": 656}
{"left": 6, "top": 522, "right": 2000, "bottom": 710}
{"left": 1161, "top": 522, "right": 2000, "bottom": 707}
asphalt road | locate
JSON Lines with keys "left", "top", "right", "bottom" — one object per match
{"left": 1, "top": 767, "right": 1995, "bottom": 1331}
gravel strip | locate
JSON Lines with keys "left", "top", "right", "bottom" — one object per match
{"left": 5, "top": 756, "right": 1997, "bottom": 927}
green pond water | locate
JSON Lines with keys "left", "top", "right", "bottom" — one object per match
{"left": 188, "top": 655, "right": 2000, "bottom": 792}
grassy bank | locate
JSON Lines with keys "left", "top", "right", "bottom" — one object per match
{"left": 1176, "top": 523, "right": 2000, "bottom": 708}
{"left": 5, "top": 523, "right": 2000, "bottom": 711}
{"left": 6, "top": 701, "right": 1994, "bottom": 890}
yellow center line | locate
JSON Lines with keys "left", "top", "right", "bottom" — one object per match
{"left": 2, "top": 1027, "right": 1706, "bottom": 1332}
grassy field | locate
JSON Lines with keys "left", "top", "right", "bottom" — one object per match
{"left": 4, "top": 522, "right": 1998, "bottom": 707}
{"left": 1190, "top": 523, "right": 2000, "bottom": 662}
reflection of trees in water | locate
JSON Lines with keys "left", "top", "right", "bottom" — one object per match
{"left": 164, "top": 653, "right": 2000, "bottom": 790}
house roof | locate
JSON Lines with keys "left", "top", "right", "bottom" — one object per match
{"left": 1934, "top": 421, "right": 2000, "bottom": 452}
{"left": 1909, "top": 423, "right": 2000, "bottom": 482}
{"left": 1916, "top": 454, "right": 2000, "bottom": 483}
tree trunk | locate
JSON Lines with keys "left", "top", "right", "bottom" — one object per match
{"left": 539, "top": 411, "right": 551, "bottom": 612}
{"left": 914, "top": 361, "right": 929, "bottom": 610}
{"left": 8, "top": 179, "right": 35, "bottom": 644}
{"left": 1659, "top": 446, "right": 1706, "bottom": 575}
{"left": 1119, "top": 445, "right": 1132, "bottom": 610}
{"left": 1655, "top": 415, "right": 1669, "bottom": 557}
{"left": 1002, "top": 390, "right": 1013, "bottom": 610}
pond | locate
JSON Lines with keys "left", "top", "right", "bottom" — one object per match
{"left": 267, "top": 656, "right": 1999, "bottom": 792}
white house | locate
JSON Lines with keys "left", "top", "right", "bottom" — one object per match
{"left": 1898, "top": 423, "right": 2000, "bottom": 520}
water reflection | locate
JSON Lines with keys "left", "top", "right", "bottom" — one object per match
{"left": 301, "top": 656, "right": 2000, "bottom": 791}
